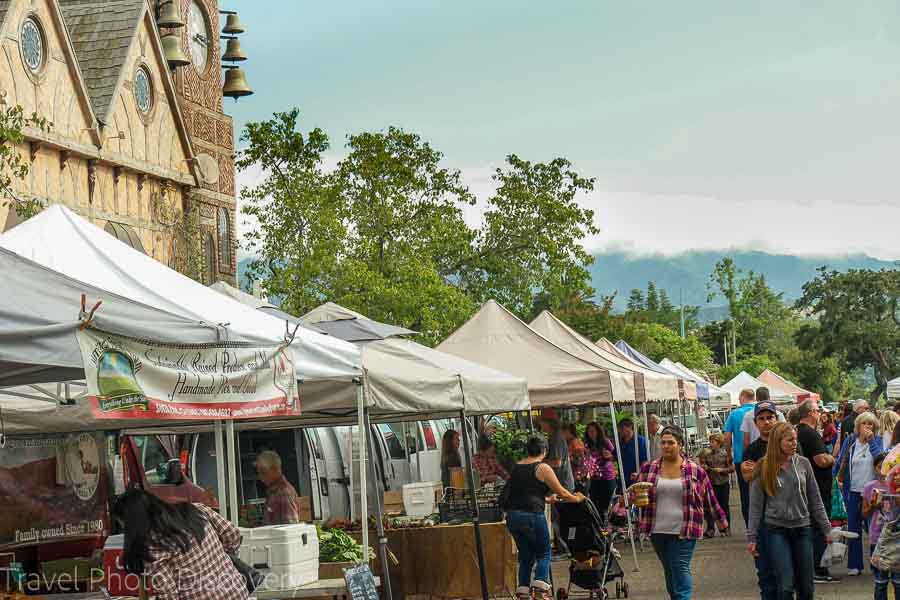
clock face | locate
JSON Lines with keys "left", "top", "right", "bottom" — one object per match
{"left": 187, "top": 1, "right": 209, "bottom": 74}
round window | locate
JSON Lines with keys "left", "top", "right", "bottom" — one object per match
{"left": 134, "top": 67, "right": 152, "bottom": 114}
{"left": 20, "top": 17, "right": 45, "bottom": 73}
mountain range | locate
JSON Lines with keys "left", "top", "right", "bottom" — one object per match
{"left": 239, "top": 250, "right": 897, "bottom": 323}
{"left": 590, "top": 250, "right": 896, "bottom": 318}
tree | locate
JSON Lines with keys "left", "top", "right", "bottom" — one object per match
{"left": 658, "top": 288, "right": 674, "bottom": 313}
{"left": 238, "top": 109, "right": 346, "bottom": 315}
{"left": 461, "top": 154, "right": 599, "bottom": 316}
{"left": 646, "top": 281, "right": 659, "bottom": 312}
{"left": 623, "top": 322, "right": 713, "bottom": 371}
{"left": 626, "top": 289, "right": 645, "bottom": 312}
{"left": 795, "top": 267, "right": 900, "bottom": 402}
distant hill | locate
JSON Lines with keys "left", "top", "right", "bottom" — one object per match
{"left": 240, "top": 251, "right": 897, "bottom": 324}
{"left": 591, "top": 250, "right": 897, "bottom": 319}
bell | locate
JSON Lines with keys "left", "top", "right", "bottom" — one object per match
{"left": 161, "top": 32, "right": 190, "bottom": 67}
{"left": 221, "top": 37, "right": 247, "bottom": 62}
{"left": 222, "top": 13, "right": 245, "bottom": 35}
{"left": 222, "top": 67, "right": 253, "bottom": 99}
{"left": 157, "top": 1, "right": 185, "bottom": 29}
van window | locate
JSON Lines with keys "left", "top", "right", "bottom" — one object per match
{"left": 422, "top": 423, "right": 438, "bottom": 451}
{"left": 133, "top": 436, "right": 170, "bottom": 485}
{"left": 379, "top": 425, "right": 406, "bottom": 460}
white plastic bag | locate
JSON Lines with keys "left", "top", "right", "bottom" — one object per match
{"left": 821, "top": 541, "right": 847, "bottom": 568}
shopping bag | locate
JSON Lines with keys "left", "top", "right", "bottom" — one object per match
{"left": 832, "top": 484, "right": 848, "bottom": 521}
{"left": 820, "top": 541, "right": 847, "bottom": 568}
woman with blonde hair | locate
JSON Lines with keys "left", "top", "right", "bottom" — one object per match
{"left": 748, "top": 423, "right": 830, "bottom": 600}
{"left": 835, "top": 411, "right": 884, "bottom": 575}
{"left": 881, "top": 410, "right": 899, "bottom": 449}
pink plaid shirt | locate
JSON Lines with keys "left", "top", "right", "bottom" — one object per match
{"left": 148, "top": 503, "right": 248, "bottom": 600}
{"left": 636, "top": 458, "right": 728, "bottom": 539}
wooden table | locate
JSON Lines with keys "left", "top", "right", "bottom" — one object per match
{"left": 253, "top": 576, "right": 381, "bottom": 600}
{"left": 357, "top": 521, "right": 517, "bottom": 600}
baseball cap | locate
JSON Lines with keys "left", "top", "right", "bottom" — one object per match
{"left": 755, "top": 401, "right": 777, "bottom": 418}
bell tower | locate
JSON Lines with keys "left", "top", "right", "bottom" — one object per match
{"left": 157, "top": 0, "right": 239, "bottom": 285}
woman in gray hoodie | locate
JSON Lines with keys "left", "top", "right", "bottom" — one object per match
{"left": 748, "top": 423, "right": 831, "bottom": 600}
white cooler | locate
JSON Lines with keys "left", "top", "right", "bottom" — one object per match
{"left": 238, "top": 524, "right": 319, "bottom": 590}
{"left": 402, "top": 481, "right": 441, "bottom": 517}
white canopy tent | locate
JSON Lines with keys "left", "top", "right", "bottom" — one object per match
{"left": 888, "top": 377, "right": 900, "bottom": 400}
{"left": 674, "top": 362, "right": 734, "bottom": 409}
{"left": 722, "top": 371, "right": 794, "bottom": 405}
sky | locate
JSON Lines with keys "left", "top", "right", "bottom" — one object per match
{"left": 225, "top": 1, "right": 900, "bottom": 260}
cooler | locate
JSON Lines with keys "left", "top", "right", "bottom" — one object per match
{"left": 238, "top": 524, "right": 319, "bottom": 590}
{"left": 402, "top": 481, "right": 441, "bottom": 517}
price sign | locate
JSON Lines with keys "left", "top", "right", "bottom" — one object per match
{"left": 343, "top": 563, "right": 379, "bottom": 600}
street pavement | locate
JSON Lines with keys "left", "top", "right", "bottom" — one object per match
{"left": 551, "top": 491, "right": 876, "bottom": 600}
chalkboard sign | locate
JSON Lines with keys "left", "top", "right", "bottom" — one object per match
{"left": 343, "top": 563, "right": 379, "bottom": 600}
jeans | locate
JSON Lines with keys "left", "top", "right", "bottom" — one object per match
{"left": 738, "top": 475, "right": 751, "bottom": 527}
{"left": 846, "top": 490, "right": 865, "bottom": 571}
{"left": 506, "top": 510, "right": 551, "bottom": 587}
{"left": 650, "top": 534, "right": 697, "bottom": 600}
{"left": 766, "top": 525, "right": 815, "bottom": 600}
{"left": 589, "top": 479, "right": 616, "bottom": 525}
{"left": 754, "top": 521, "right": 778, "bottom": 600}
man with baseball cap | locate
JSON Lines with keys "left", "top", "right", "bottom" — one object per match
{"left": 742, "top": 401, "right": 780, "bottom": 600}
{"left": 796, "top": 400, "right": 838, "bottom": 583}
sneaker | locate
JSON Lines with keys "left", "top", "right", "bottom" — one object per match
{"left": 813, "top": 573, "right": 838, "bottom": 584}
{"left": 847, "top": 569, "right": 861, "bottom": 576}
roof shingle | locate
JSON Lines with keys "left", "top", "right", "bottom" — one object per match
{"left": 57, "top": 0, "right": 146, "bottom": 123}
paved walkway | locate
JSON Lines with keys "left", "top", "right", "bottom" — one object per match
{"left": 551, "top": 492, "right": 876, "bottom": 599}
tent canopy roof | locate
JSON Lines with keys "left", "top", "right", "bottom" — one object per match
{"left": 722, "top": 371, "right": 794, "bottom": 404}
{"left": 889, "top": 376, "right": 900, "bottom": 400}
{"left": 758, "top": 369, "right": 818, "bottom": 402}
{"left": 614, "top": 340, "right": 697, "bottom": 400}
{"left": 593, "top": 338, "right": 680, "bottom": 401}
{"left": 302, "top": 302, "right": 417, "bottom": 341}
{"left": 438, "top": 300, "right": 625, "bottom": 406}
{"left": 0, "top": 205, "right": 361, "bottom": 382}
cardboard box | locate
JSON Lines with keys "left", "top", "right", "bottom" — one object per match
{"left": 299, "top": 495, "right": 312, "bottom": 522}
{"left": 384, "top": 491, "right": 404, "bottom": 515}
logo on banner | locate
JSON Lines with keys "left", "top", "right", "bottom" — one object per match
{"left": 96, "top": 349, "right": 148, "bottom": 413}
{"left": 64, "top": 433, "right": 101, "bottom": 502}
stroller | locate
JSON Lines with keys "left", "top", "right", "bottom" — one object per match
{"left": 555, "top": 499, "right": 628, "bottom": 600}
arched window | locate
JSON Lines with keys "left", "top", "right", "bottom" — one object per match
{"left": 204, "top": 232, "right": 216, "bottom": 285}
{"left": 217, "top": 207, "right": 231, "bottom": 273}
{"left": 104, "top": 221, "right": 146, "bottom": 255}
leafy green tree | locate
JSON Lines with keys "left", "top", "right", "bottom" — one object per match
{"left": 462, "top": 155, "right": 599, "bottom": 316}
{"left": 658, "top": 289, "right": 674, "bottom": 313}
{"left": 238, "top": 109, "right": 345, "bottom": 315}
{"left": 795, "top": 267, "right": 900, "bottom": 402}
{"left": 646, "top": 282, "right": 659, "bottom": 312}
{"left": 0, "top": 104, "right": 51, "bottom": 219}
{"left": 715, "top": 355, "right": 784, "bottom": 387}
{"left": 621, "top": 322, "right": 713, "bottom": 371}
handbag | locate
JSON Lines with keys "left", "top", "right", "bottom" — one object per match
{"left": 229, "top": 553, "right": 265, "bottom": 593}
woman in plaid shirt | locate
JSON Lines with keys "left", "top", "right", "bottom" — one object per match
{"left": 632, "top": 425, "right": 728, "bottom": 600}
{"left": 112, "top": 488, "right": 249, "bottom": 600}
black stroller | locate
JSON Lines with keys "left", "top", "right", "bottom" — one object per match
{"left": 555, "top": 499, "right": 628, "bottom": 600}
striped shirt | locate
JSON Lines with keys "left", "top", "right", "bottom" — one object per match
{"left": 636, "top": 458, "right": 728, "bottom": 539}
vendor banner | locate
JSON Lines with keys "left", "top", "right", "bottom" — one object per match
{"left": 0, "top": 432, "right": 108, "bottom": 549}
{"left": 76, "top": 329, "right": 301, "bottom": 420}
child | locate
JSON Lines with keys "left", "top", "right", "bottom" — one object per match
{"left": 865, "top": 453, "right": 895, "bottom": 600}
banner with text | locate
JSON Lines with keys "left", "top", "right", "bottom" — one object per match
{"left": 0, "top": 432, "right": 108, "bottom": 549}
{"left": 76, "top": 329, "right": 301, "bottom": 420}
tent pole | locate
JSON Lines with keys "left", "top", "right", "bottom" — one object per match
{"left": 609, "top": 402, "right": 640, "bottom": 571}
{"left": 632, "top": 399, "right": 640, "bottom": 475}
{"left": 459, "top": 404, "right": 490, "bottom": 600}
{"left": 225, "top": 420, "right": 239, "bottom": 526}
{"left": 355, "top": 378, "right": 369, "bottom": 564}
{"left": 364, "top": 408, "right": 394, "bottom": 600}
{"left": 214, "top": 420, "right": 227, "bottom": 518}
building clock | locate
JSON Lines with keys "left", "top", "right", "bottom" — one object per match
{"left": 187, "top": 1, "right": 210, "bottom": 75}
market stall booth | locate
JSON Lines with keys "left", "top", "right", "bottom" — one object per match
{"left": 758, "top": 369, "right": 819, "bottom": 404}
{"left": 722, "top": 371, "right": 795, "bottom": 406}
{"left": 889, "top": 377, "right": 900, "bottom": 401}
{"left": 438, "top": 300, "right": 641, "bottom": 569}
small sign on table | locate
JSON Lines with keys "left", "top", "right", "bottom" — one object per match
{"left": 343, "top": 563, "right": 379, "bottom": 600}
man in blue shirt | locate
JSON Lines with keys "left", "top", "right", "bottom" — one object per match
{"left": 616, "top": 418, "right": 648, "bottom": 491}
{"left": 723, "top": 388, "right": 756, "bottom": 526}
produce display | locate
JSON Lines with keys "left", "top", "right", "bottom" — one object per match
{"left": 316, "top": 525, "right": 374, "bottom": 563}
